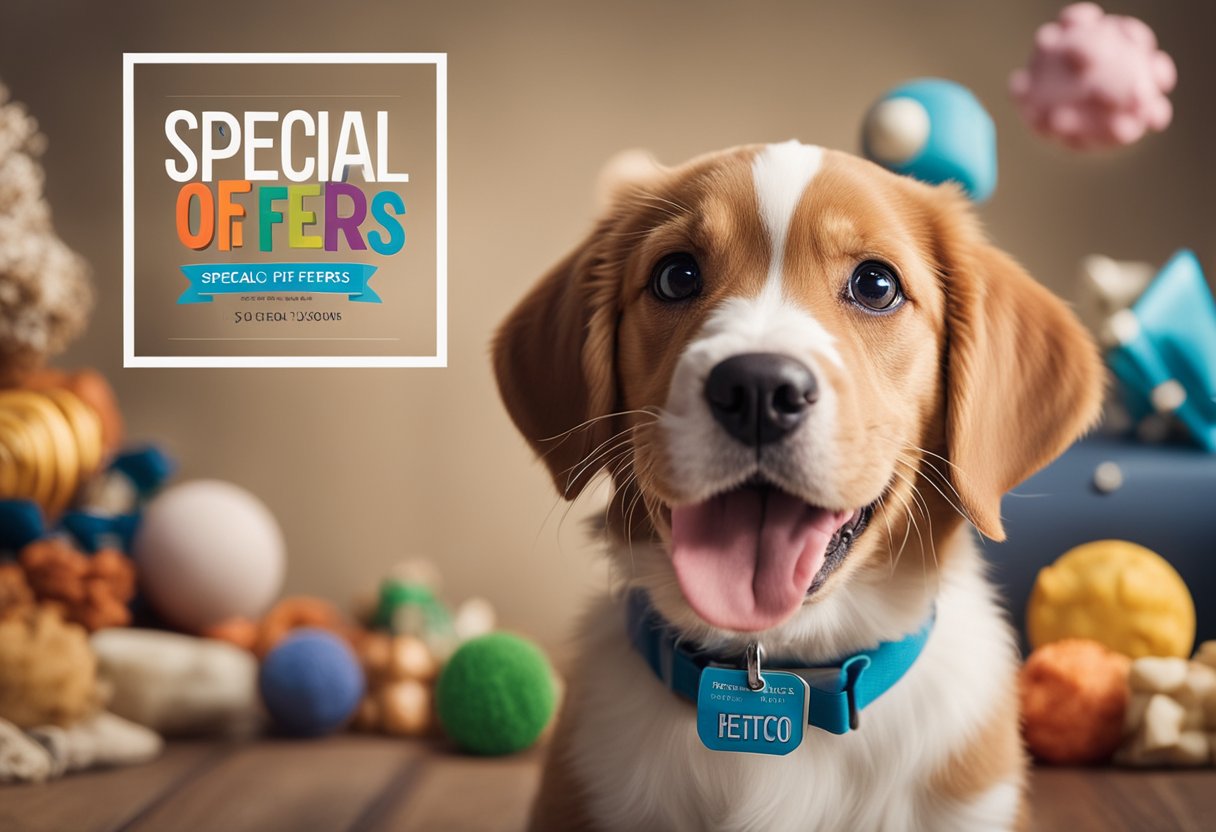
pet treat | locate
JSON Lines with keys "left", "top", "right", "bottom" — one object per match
{"left": 1020, "top": 638, "right": 1130, "bottom": 764}
{"left": 92, "top": 627, "right": 261, "bottom": 737}
{"left": 1129, "top": 656, "right": 1189, "bottom": 694}
{"left": 1010, "top": 3, "right": 1175, "bottom": 149}
{"left": 1027, "top": 539, "right": 1195, "bottom": 658}
{"left": 1117, "top": 646, "right": 1216, "bottom": 766}
{"left": 379, "top": 678, "right": 433, "bottom": 737}
{"left": 0, "top": 605, "right": 99, "bottom": 728}
{"left": 352, "top": 631, "right": 442, "bottom": 735}
{"left": 20, "top": 538, "right": 135, "bottom": 631}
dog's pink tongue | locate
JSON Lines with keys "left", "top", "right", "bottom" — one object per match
{"left": 671, "top": 489, "right": 847, "bottom": 632}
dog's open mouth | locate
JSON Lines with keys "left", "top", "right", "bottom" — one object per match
{"left": 669, "top": 479, "right": 873, "bottom": 633}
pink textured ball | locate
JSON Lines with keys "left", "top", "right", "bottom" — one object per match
{"left": 1010, "top": 3, "right": 1176, "bottom": 150}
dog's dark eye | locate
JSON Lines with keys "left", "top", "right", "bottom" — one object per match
{"left": 651, "top": 253, "right": 702, "bottom": 302}
{"left": 848, "top": 261, "right": 903, "bottom": 312}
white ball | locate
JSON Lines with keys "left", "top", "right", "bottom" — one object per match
{"left": 134, "top": 480, "right": 285, "bottom": 632}
{"left": 863, "top": 97, "right": 930, "bottom": 165}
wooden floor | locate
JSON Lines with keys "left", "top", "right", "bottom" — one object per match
{"left": 1, "top": 736, "right": 1214, "bottom": 831}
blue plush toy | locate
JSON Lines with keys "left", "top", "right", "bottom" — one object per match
{"left": 1105, "top": 249, "right": 1216, "bottom": 452}
{"left": 259, "top": 629, "right": 366, "bottom": 738}
{"left": 0, "top": 500, "right": 44, "bottom": 552}
{"left": 861, "top": 78, "right": 997, "bottom": 202}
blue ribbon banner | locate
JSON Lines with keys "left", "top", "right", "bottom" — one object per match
{"left": 177, "top": 263, "right": 381, "bottom": 304}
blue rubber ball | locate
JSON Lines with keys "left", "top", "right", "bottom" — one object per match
{"left": 258, "top": 628, "right": 365, "bottom": 738}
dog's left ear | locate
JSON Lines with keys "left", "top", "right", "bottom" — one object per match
{"left": 934, "top": 193, "right": 1104, "bottom": 541}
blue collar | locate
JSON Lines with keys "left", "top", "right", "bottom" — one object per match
{"left": 626, "top": 590, "right": 934, "bottom": 736}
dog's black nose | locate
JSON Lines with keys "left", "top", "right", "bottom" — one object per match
{"left": 705, "top": 353, "right": 818, "bottom": 446}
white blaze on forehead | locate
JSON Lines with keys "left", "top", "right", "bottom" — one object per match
{"left": 752, "top": 140, "right": 824, "bottom": 288}
{"left": 732, "top": 140, "right": 841, "bottom": 368}
{"left": 658, "top": 141, "right": 843, "bottom": 503}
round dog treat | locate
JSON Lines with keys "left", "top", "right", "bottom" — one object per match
{"left": 387, "top": 635, "right": 439, "bottom": 682}
{"left": 380, "top": 678, "right": 432, "bottom": 737}
{"left": 356, "top": 630, "right": 393, "bottom": 680}
{"left": 1020, "top": 638, "right": 1130, "bottom": 764}
{"left": 1027, "top": 540, "right": 1195, "bottom": 658}
{"left": 436, "top": 632, "right": 556, "bottom": 756}
{"left": 258, "top": 629, "right": 365, "bottom": 738}
{"left": 133, "top": 480, "right": 285, "bottom": 633}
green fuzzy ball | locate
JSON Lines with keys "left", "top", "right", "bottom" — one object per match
{"left": 436, "top": 632, "right": 556, "bottom": 755}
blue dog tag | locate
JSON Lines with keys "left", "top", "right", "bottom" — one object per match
{"left": 696, "top": 666, "right": 809, "bottom": 756}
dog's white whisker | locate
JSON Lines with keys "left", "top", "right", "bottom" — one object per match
{"left": 558, "top": 425, "right": 648, "bottom": 493}
{"left": 560, "top": 432, "right": 636, "bottom": 483}
{"left": 537, "top": 408, "right": 658, "bottom": 446}
{"left": 892, "top": 451, "right": 975, "bottom": 530}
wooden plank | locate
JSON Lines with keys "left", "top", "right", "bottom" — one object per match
{"left": 124, "top": 736, "right": 420, "bottom": 832}
{"left": 6, "top": 739, "right": 1216, "bottom": 832}
{"left": 359, "top": 746, "right": 542, "bottom": 832}
{"left": 1030, "top": 767, "right": 1216, "bottom": 832}
{"left": 0, "top": 741, "right": 226, "bottom": 832}
{"left": 1139, "top": 771, "right": 1216, "bottom": 832}
{"left": 1030, "top": 768, "right": 1128, "bottom": 831}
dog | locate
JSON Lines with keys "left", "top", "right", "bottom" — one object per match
{"left": 494, "top": 141, "right": 1102, "bottom": 831}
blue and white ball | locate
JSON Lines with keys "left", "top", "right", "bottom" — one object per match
{"left": 862, "top": 78, "right": 997, "bottom": 202}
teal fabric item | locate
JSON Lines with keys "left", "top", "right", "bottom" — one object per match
{"left": 1107, "top": 249, "right": 1216, "bottom": 452}
{"left": 627, "top": 591, "right": 933, "bottom": 736}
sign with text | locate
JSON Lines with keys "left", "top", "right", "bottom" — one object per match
{"left": 123, "top": 53, "right": 446, "bottom": 367}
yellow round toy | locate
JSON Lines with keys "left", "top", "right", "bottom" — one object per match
{"left": 1027, "top": 540, "right": 1195, "bottom": 659}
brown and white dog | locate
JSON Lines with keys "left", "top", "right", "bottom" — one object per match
{"left": 494, "top": 141, "right": 1102, "bottom": 831}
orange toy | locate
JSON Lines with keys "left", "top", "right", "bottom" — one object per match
{"left": 1020, "top": 638, "right": 1131, "bottom": 764}
{"left": 205, "top": 596, "right": 357, "bottom": 659}
{"left": 19, "top": 538, "right": 136, "bottom": 631}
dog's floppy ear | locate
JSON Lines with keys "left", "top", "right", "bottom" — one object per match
{"left": 493, "top": 150, "right": 664, "bottom": 499}
{"left": 934, "top": 193, "right": 1104, "bottom": 541}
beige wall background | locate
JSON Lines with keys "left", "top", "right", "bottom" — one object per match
{"left": 0, "top": 0, "right": 1211, "bottom": 646}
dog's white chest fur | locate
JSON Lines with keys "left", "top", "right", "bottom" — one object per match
{"left": 561, "top": 550, "right": 1021, "bottom": 832}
